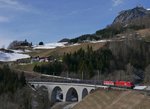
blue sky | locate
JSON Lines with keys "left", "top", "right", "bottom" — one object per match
{"left": 0, "top": 0, "right": 150, "bottom": 47}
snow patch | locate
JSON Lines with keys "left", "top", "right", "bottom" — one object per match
{"left": 0, "top": 51, "right": 30, "bottom": 62}
{"left": 68, "top": 43, "right": 80, "bottom": 47}
{"left": 90, "top": 39, "right": 111, "bottom": 43}
{"left": 134, "top": 86, "right": 147, "bottom": 90}
{"left": 147, "top": 8, "right": 150, "bottom": 10}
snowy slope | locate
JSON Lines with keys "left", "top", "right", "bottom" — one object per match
{"left": 33, "top": 40, "right": 111, "bottom": 50}
{"left": 33, "top": 42, "right": 67, "bottom": 49}
{"left": 0, "top": 51, "right": 30, "bottom": 62}
{"left": 11, "top": 49, "right": 31, "bottom": 53}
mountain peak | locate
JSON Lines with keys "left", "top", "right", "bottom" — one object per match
{"left": 113, "top": 6, "right": 150, "bottom": 25}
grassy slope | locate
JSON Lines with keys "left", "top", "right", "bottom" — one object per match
{"left": 137, "top": 28, "right": 150, "bottom": 37}
{"left": 14, "top": 63, "right": 37, "bottom": 72}
{"left": 73, "top": 89, "right": 150, "bottom": 109}
{"left": 13, "top": 62, "right": 48, "bottom": 72}
{"left": 137, "top": 28, "right": 150, "bottom": 42}
{"left": 27, "top": 49, "right": 53, "bottom": 57}
{"left": 29, "top": 42, "right": 106, "bottom": 57}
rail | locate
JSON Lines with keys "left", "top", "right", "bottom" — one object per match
{"left": 27, "top": 78, "right": 103, "bottom": 85}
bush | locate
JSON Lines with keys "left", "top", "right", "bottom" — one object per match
{"left": 39, "top": 42, "right": 44, "bottom": 45}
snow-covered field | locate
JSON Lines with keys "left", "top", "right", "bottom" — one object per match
{"left": 33, "top": 42, "right": 67, "bottom": 49}
{"left": 0, "top": 51, "right": 30, "bottom": 62}
{"left": 33, "top": 40, "right": 110, "bottom": 50}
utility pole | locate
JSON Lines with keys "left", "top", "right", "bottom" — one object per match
{"left": 67, "top": 71, "right": 69, "bottom": 78}
{"left": 53, "top": 72, "right": 54, "bottom": 81}
{"left": 98, "top": 70, "right": 100, "bottom": 81}
{"left": 82, "top": 71, "right": 83, "bottom": 80}
{"left": 67, "top": 71, "right": 69, "bottom": 83}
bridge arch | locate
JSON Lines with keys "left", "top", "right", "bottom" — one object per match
{"left": 66, "top": 87, "right": 78, "bottom": 102}
{"left": 90, "top": 89, "right": 95, "bottom": 93}
{"left": 39, "top": 85, "right": 48, "bottom": 91}
{"left": 82, "top": 88, "right": 88, "bottom": 99}
{"left": 51, "top": 86, "right": 63, "bottom": 103}
{"left": 31, "top": 84, "right": 35, "bottom": 88}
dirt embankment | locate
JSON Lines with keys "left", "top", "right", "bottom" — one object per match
{"left": 73, "top": 89, "right": 150, "bottom": 109}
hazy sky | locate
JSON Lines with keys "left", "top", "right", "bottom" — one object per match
{"left": 0, "top": 0, "right": 150, "bottom": 47}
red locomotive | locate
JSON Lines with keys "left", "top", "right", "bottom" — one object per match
{"left": 103, "top": 81, "right": 115, "bottom": 86}
{"left": 103, "top": 80, "right": 134, "bottom": 89}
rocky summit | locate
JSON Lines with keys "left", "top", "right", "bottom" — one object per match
{"left": 113, "top": 6, "right": 150, "bottom": 25}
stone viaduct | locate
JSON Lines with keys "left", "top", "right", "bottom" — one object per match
{"left": 29, "top": 81, "right": 106, "bottom": 103}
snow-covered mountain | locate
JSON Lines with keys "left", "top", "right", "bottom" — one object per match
{"left": 0, "top": 51, "right": 30, "bottom": 62}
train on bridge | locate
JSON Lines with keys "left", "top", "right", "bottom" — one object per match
{"left": 103, "top": 80, "right": 135, "bottom": 89}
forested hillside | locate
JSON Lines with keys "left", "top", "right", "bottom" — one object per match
{"left": 0, "top": 66, "right": 26, "bottom": 94}
{"left": 0, "top": 66, "right": 50, "bottom": 109}
{"left": 33, "top": 46, "right": 113, "bottom": 79}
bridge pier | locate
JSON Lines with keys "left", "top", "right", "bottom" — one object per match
{"left": 77, "top": 88, "right": 83, "bottom": 102}
{"left": 63, "top": 92, "right": 66, "bottom": 102}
